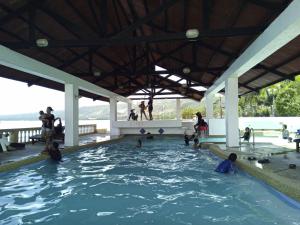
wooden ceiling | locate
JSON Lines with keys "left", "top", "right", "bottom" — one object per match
{"left": 0, "top": 0, "right": 299, "bottom": 101}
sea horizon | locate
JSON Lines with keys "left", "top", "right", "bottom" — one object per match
{"left": 0, "top": 119, "right": 111, "bottom": 130}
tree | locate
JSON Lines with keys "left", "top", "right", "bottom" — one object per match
{"left": 274, "top": 80, "right": 300, "bottom": 116}
{"left": 238, "top": 75, "right": 300, "bottom": 117}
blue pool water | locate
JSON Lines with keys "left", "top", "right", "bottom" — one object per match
{"left": 0, "top": 137, "right": 300, "bottom": 225}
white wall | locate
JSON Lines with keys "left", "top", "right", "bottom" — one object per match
{"left": 208, "top": 117, "right": 300, "bottom": 136}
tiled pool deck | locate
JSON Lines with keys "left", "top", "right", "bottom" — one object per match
{"left": 0, "top": 134, "right": 299, "bottom": 202}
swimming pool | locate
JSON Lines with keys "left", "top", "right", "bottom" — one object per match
{"left": 0, "top": 137, "right": 299, "bottom": 225}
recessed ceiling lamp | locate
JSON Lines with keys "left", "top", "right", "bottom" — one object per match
{"left": 93, "top": 71, "right": 101, "bottom": 77}
{"left": 182, "top": 67, "right": 191, "bottom": 74}
{"left": 36, "top": 38, "right": 48, "bottom": 47}
{"left": 185, "top": 29, "right": 199, "bottom": 39}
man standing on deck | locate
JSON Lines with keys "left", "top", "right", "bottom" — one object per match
{"left": 43, "top": 106, "right": 55, "bottom": 152}
{"left": 147, "top": 96, "right": 153, "bottom": 120}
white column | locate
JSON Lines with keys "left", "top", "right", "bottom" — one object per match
{"left": 64, "top": 83, "right": 79, "bottom": 147}
{"left": 127, "top": 102, "right": 132, "bottom": 120}
{"left": 205, "top": 94, "right": 214, "bottom": 119}
{"left": 176, "top": 99, "right": 181, "bottom": 120}
{"left": 225, "top": 77, "right": 239, "bottom": 147}
{"left": 110, "top": 98, "right": 120, "bottom": 136}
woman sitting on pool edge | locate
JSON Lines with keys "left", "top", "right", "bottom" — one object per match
{"left": 215, "top": 153, "right": 237, "bottom": 174}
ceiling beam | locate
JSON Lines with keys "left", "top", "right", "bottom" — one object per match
{"left": 73, "top": 66, "right": 228, "bottom": 77}
{"left": 202, "top": 0, "right": 211, "bottom": 30}
{"left": 2, "top": 26, "right": 267, "bottom": 49}
{"left": 244, "top": 51, "right": 300, "bottom": 85}
{"left": 206, "top": 0, "right": 300, "bottom": 96}
{"left": 0, "top": 0, "right": 44, "bottom": 26}
{"left": 246, "top": 0, "right": 290, "bottom": 10}
{"left": 112, "top": 0, "right": 183, "bottom": 38}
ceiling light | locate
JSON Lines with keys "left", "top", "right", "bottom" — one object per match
{"left": 182, "top": 67, "right": 191, "bottom": 74}
{"left": 93, "top": 71, "right": 101, "bottom": 77}
{"left": 185, "top": 29, "right": 199, "bottom": 39}
{"left": 36, "top": 38, "right": 48, "bottom": 47}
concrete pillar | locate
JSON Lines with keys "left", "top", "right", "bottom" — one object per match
{"left": 127, "top": 102, "right": 132, "bottom": 120}
{"left": 64, "top": 83, "right": 79, "bottom": 146}
{"left": 176, "top": 99, "right": 181, "bottom": 120}
{"left": 205, "top": 94, "right": 214, "bottom": 119}
{"left": 110, "top": 98, "right": 120, "bottom": 136}
{"left": 225, "top": 77, "right": 239, "bottom": 147}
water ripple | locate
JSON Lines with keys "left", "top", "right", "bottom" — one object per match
{"left": 0, "top": 137, "right": 299, "bottom": 225}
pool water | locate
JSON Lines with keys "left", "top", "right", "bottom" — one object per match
{"left": 0, "top": 137, "right": 299, "bottom": 225}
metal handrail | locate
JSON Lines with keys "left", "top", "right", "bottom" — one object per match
{"left": 250, "top": 128, "right": 255, "bottom": 148}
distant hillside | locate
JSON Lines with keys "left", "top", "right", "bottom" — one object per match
{"left": 0, "top": 99, "right": 200, "bottom": 120}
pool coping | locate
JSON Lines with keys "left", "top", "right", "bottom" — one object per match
{"left": 203, "top": 143, "right": 300, "bottom": 203}
{"left": 0, "top": 136, "right": 125, "bottom": 173}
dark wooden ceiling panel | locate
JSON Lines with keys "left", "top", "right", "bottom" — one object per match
{"left": 0, "top": 0, "right": 296, "bottom": 101}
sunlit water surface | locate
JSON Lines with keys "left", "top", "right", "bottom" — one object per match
{"left": 0, "top": 137, "right": 299, "bottom": 225}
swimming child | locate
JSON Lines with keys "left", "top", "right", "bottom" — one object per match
{"left": 215, "top": 153, "right": 237, "bottom": 173}
{"left": 146, "top": 132, "right": 154, "bottom": 139}
{"left": 136, "top": 139, "right": 142, "bottom": 148}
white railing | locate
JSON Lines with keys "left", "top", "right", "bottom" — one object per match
{"left": 78, "top": 124, "right": 97, "bottom": 136}
{"left": 0, "top": 124, "right": 97, "bottom": 143}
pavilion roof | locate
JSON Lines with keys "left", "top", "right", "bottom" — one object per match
{"left": 0, "top": 0, "right": 298, "bottom": 101}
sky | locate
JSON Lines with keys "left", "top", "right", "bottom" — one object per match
{"left": 0, "top": 77, "right": 106, "bottom": 115}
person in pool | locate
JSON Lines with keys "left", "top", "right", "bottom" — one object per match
{"left": 49, "top": 141, "right": 62, "bottom": 162}
{"left": 146, "top": 132, "right": 154, "bottom": 139}
{"left": 193, "top": 138, "right": 200, "bottom": 149}
{"left": 136, "top": 139, "right": 142, "bottom": 148}
{"left": 215, "top": 153, "right": 237, "bottom": 174}
{"left": 184, "top": 134, "right": 195, "bottom": 146}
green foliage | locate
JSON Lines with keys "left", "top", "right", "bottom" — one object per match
{"left": 274, "top": 80, "right": 300, "bottom": 116}
{"left": 182, "top": 107, "right": 196, "bottom": 119}
{"left": 239, "top": 75, "right": 300, "bottom": 117}
{"left": 181, "top": 105, "right": 206, "bottom": 119}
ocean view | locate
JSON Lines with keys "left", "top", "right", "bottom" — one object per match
{"left": 0, "top": 120, "right": 111, "bottom": 131}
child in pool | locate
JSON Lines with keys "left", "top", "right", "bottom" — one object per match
{"left": 193, "top": 138, "right": 200, "bottom": 149}
{"left": 215, "top": 153, "right": 237, "bottom": 173}
{"left": 184, "top": 134, "right": 195, "bottom": 146}
{"left": 136, "top": 139, "right": 142, "bottom": 148}
{"left": 49, "top": 142, "right": 62, "bottom": 162}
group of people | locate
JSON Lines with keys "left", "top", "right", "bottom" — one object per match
{"left": 128, "top": 97, "right": 153, "bottom": 121}
{"left": 39, "top": 106, "right": 62, "bottom": 162}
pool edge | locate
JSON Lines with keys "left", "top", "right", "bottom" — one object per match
{"left": 0, "top": 136, "right": 125, "bottom": 173}
{"left": 204, "top": 143, "right": 300, "bottom": 203}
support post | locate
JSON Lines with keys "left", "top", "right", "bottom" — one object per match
{"left": 225, "top": 77, "right": 239, "bottom": 147}
{"left": 176, "top": 98, "right": 181, "bottom": 120}
{"left": 128, "top": 102, "right": 132, "bottom": 120}
{"left": 110, "top": 98, "right": 120, "bottom": 136}
{"left": 64, "top": 83, "right": 79, "bottom": 146}
{"left": 205, "top": 94, "right": 214, "bottom": 119}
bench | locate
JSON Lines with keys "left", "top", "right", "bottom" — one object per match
{"left": 294, "top": 138, "right": 300, "bottom": 152}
